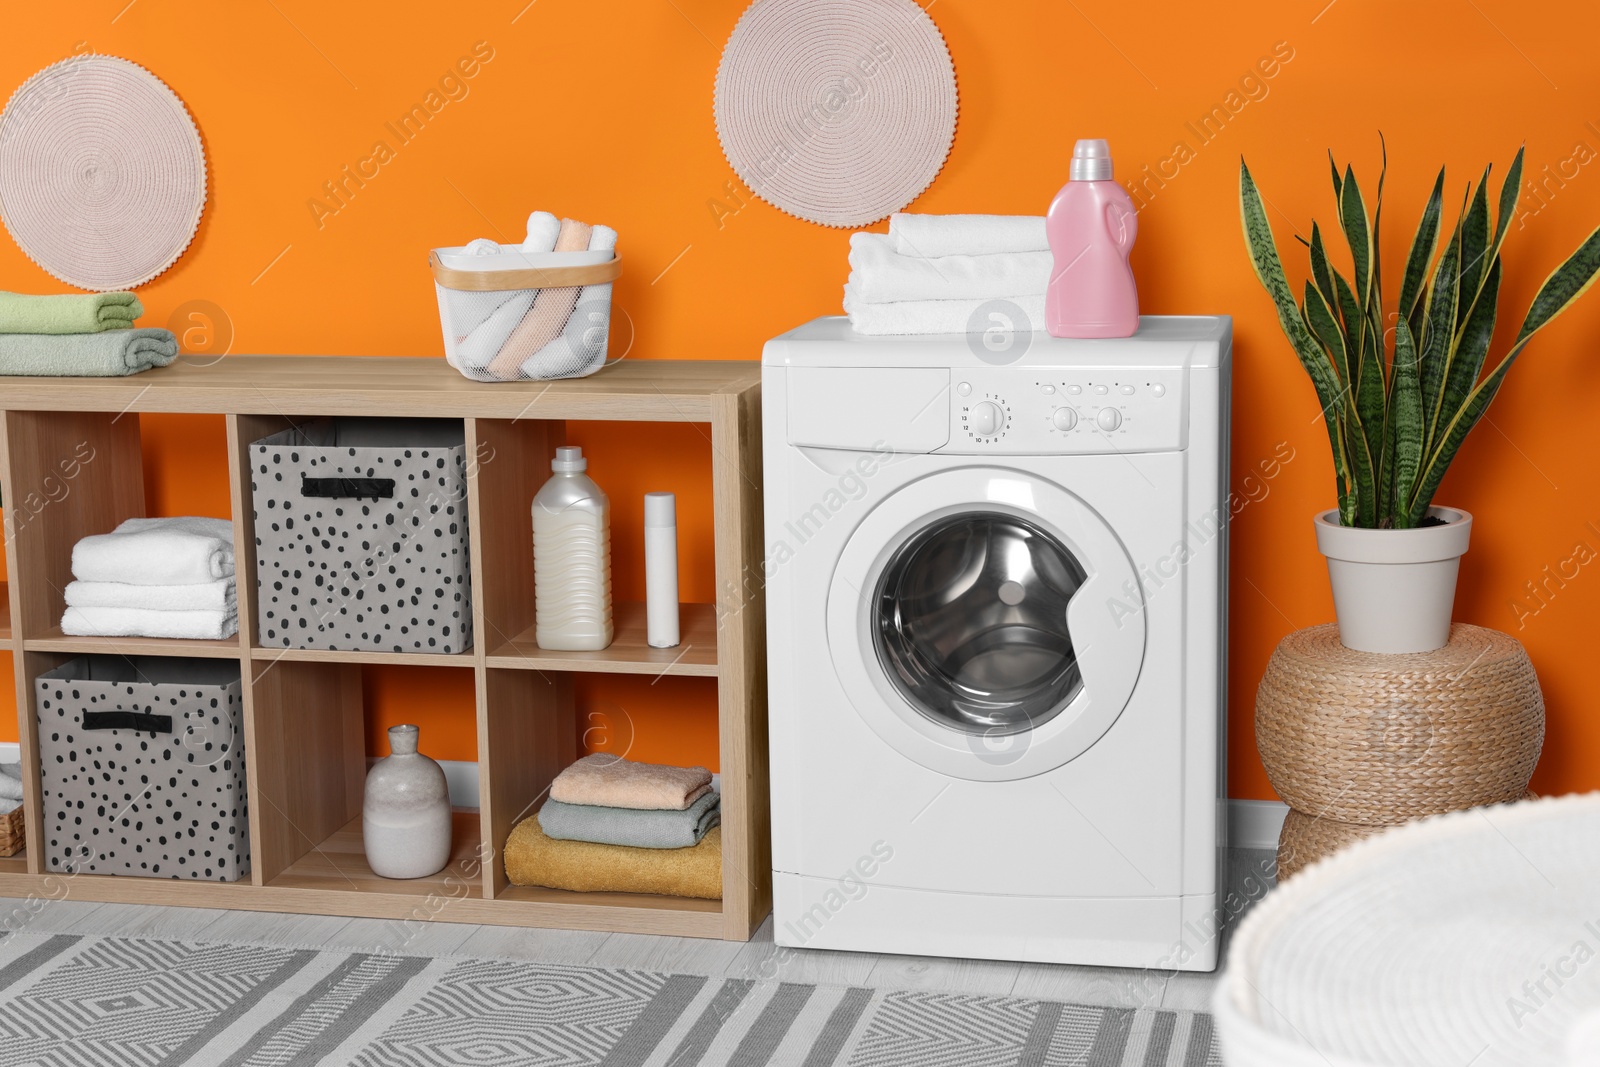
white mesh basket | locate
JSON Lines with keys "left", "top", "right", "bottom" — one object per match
{"left": 430, "top": 247, "right": 620, "bottom": 382}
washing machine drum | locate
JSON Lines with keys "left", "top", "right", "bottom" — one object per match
{"left": 875, "top": 514, "right": 1086, "bottom": 736}
{"left": 828, "top": 468, "right": 1147, "bottom": 782}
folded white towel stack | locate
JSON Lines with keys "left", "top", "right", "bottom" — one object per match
{"left": 62, "top": 517, "right": 238, "bottom": 640}
{"left": 887, "top": 212, "right": 1048, "bottom": 258}
{"left": 71, "top": 516, "right": 235, "bottom": 585}
{"left": 65, "top": 577, "right": 235, "bottom": 612}
{"left": 843, "top": 213, "right": 1050, "bottom": 336}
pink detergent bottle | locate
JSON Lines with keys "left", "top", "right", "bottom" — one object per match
{"left": 1046, "top": 139, "right": 1140, "bottom": 338}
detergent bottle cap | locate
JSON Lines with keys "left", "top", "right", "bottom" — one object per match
{"left": 552, "top": 446, "right": 587, "bottom": 473}
{"left": 1070, "top": 138, "right": 1114, "bottom": 181}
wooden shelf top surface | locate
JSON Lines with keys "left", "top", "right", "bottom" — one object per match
{"left": 25, "top": 626, "right": 243, "bottom": 659}
{"left": 0, "top": 356, "right": 760, "bottom": 420}
{"left": 485, "top": 600, "right": 720, "bottom": 677}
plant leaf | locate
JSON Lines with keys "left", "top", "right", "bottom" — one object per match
{"left": 1407, "top": 221, "right": 1600, "bottom": 522}
{"left": 1489, "top": 146, "right": 1525, "bottom": 268}
{"left": 1354, "top": 308, "right": 1388, "bottom": 522}
{"left": 1309, "top": 222, "right": 1338, "bottom": 312}
{"left": 1371, "top": 136, "right": 1387, "bottom": 327}
{"left": 1345, "top": 404, "right": 1379, "bottom": 527}
{"left": 1513, "top": 222, "right": 1600, "bottom": 344}
{"left": 1456, "top": 166, "right": 1493, "bottom": 327}
{"left": 1399, "top": 167, "right": 1446, "bottom": 336}
{"left": 1438, "top": 257, "right": 1502, "bottom": 432}
{"left": 1304, "top": 280, "right": 1349, "bottom": 385}
{"left": 1388, "top": 318, "right": 1425, "bottom": 527}
{"left": 1240, "top": 159, "right": 1352, "bottom": 515}
{"left": 1333, "top": 272, "right": 1362, "bottom": 350}
{"left": 1420, "top": 219, "right": 1463, "bottom": 451}
{"left": 1339, "top": 164, "right": 1373, "bottom": 309}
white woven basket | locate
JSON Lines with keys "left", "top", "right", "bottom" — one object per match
{"left": 1216, "top": 792, "right": 1600, "bottom": 1067}
{"left": 430, "top": 248, "right": 620, "bottom": 383}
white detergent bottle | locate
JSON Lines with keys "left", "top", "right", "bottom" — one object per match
{"left": 532, "top": 446, "right": 614, "bottom": 651}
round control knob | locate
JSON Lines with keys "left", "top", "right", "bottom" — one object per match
{"left": 1096, "top": 407, "right": 1123, "bottom": 432}
{"left": 1051, "top": 407, "right": 1078, "bottom": 431}
{"left": 970, "top": 401, "right": 1003, "bottom": 436}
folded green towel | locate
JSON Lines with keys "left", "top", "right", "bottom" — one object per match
{"left": 538, "top": 788, "right": 720, "bottom": 849}
{"left": 0, "top": 329, "right": 178, "bottom": 377}
{"left": 0, "top": 290, "right": 143, "bottom": 334}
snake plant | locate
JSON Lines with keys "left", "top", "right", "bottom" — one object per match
{"left": 1239, "top": 146, "right": 1600, "bottom": 528}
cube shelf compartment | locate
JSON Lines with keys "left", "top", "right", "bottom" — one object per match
{"left": 0, "top": 357, "right": 767, "bottom": 940}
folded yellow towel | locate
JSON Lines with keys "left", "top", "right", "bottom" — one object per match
{"left": 550, "top": 753, "right": 712, "bottom": 810}
{"left": 504, "top": 817, "right": 722, "bottom": 900}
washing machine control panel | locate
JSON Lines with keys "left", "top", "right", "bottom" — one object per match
{"left": 949, "top": 368, "right": 1185, "bottom": 453}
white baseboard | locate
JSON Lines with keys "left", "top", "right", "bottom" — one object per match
{"left": 0, "top": 743, "right": 17, "bottom": 764}
{"left": 1228, "top": 799, "right": 1289, "bottom": 850}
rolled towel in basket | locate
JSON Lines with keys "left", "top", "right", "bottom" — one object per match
{"left": 538, "top": 788, "right": 720, "bottom": 849}
{"left": 448, "top": 211, "right": 563, "bottom": 354}
{"left": 0, "top": 290, "right": 143, "bottom": 334}
{"left": 65, "top": 577, "right": 235, "bottom": 612}
{"left": 505, "top": 818, "right": 722, "bottom": 899}
{"left": 549, "top": 753, "right": 712, "bottom": 810}
{"left": 492, "top": 222, "right": 618, "bottom": 381}
{"left": 0, "top": 329, "right": 177, "bottom": 377}
{"left": 62, "top": 604, "right": 238, "bottom": 640}
{"left": 486, "top": 218, "right": 594, "bottom": 380}
{"left": 71, "top": 517, "right": 235, "bottom": 585}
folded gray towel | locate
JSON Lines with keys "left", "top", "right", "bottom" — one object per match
{"left": 0, "top": 764, "right": 23, "bottom": 802}
{"left": 0, "top": 328, "right": 178, "bottom": 377}
{"left": 538, "top": 789, "right": 720, "bottom": 849}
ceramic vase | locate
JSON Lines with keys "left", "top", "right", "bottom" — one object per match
{"left": 1314, "top": 507, "right": 1473, "bottom": 654}
{"left": 363, "top": 724, "right": 451, "bottom": 879}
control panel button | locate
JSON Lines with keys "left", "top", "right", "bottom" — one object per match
{"left": 1041, "top": 384, "right": 1056, "bottom": 395}
{"left": 1051, "top": 407, "right": 1078, "bottom": 431}
{"left": 970, "top": 400, "right": 1003, "bottom": 436}
{"left": 1120, "top": 384, "right": 1135, "bottom": 395}
{"left": 957, "top": 382, "right": 972, "bottom": 396}
{"left": 1067, "top": 385, "right": 1083, "bottom": 395}
{"left": 1093, "top": 384, "right": 1109, "bottom": 395}
{"left": 1096, "top": 407, "right": 1122, "bottom": 431}
{"left": 1151, "top": 383, "right": 1166, "bottom": 397}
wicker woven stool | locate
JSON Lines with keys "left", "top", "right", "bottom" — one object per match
{"left": 1257, "top": 623, "right": 1544, "bottom": 878}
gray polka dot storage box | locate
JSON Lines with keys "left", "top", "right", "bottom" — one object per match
{"left": 251, "top": 418, "right": 473, "bottom": 654}
{"left": 34, "top": 656, "right": 250, "bottom": 881}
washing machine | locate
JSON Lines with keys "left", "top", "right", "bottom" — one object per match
{"left": 761, "top": 315, "right": 1231, "bottom": 970}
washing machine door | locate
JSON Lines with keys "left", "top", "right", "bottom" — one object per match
{"left": 827, "top": 467, "right": 1146, "bottom": 782}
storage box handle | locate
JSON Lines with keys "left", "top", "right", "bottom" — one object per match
{"left": 429, "top": 250, "right": 621, "bottom": 292}
{"left": 83, "top": 710, "right": 172, "bottom": 734}
{"left": 301, "top": 475, "right": 395, "bottom": 500}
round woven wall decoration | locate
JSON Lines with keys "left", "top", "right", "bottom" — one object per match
{"left": 714, "top": 0, "right": 957, "bottom": 228}
{"left": 0, "top": 54, "right": 206, "bottom": 291}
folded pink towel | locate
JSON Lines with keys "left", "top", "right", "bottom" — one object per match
{"left": 549, "top": 753, "right": 712, "bottom": 811}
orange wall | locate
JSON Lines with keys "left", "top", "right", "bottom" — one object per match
{"left": 6, "top": 1, "right": 1600, "bottom": 797}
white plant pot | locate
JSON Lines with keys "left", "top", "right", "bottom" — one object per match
{"left": 1313, "top": 507, "right": 1472, "bottom": 654}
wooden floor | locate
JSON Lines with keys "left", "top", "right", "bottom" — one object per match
{"left": 0, "top": 848, "right": 1276, "bottom": 1012}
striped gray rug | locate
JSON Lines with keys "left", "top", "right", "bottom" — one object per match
{"left": 0, "top": 932, "right": 1220, "bottom": 1065}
